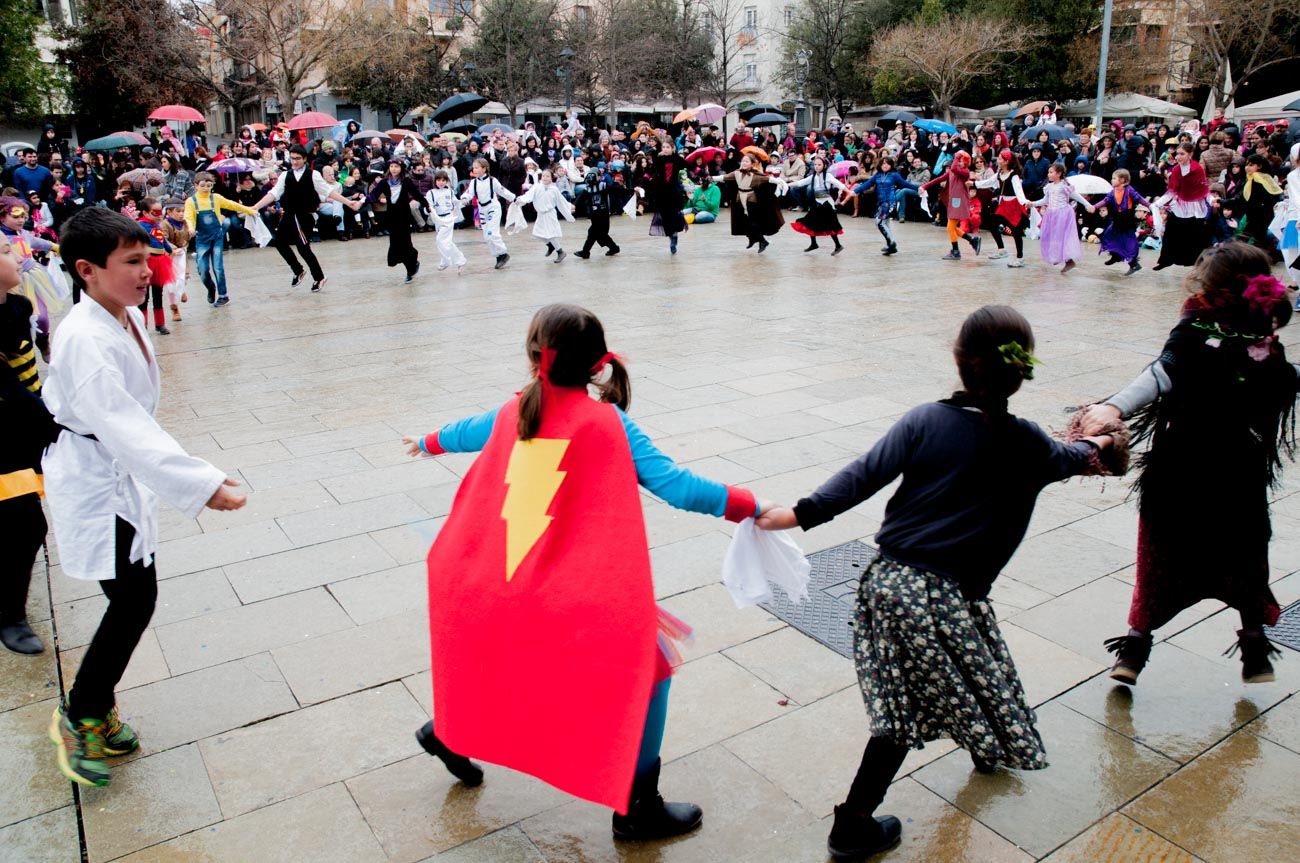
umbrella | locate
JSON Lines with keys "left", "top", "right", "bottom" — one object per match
{"left": 248, "top": 123, "right": 269, "bottom": 131}
{"left": 117, "top": 168, "right": 164, "bottom": 190}
{"left": 208, "top": 157, "right": 263, "bottom": 174}
{"left": 692, "top": 103, "right": 727, "bottom": 125}
{"left": 350, "top": 130, "right": 389, "bottom": 143}
{"left": 432, "top": 92, "right": 488, "bottom": 124}
{"left": 913, "top": 118, "right": 957, "bottom": 135}
{"left": 673, "top": 109, "right": 697, "bottom": 124}
{"left": 148, "top": 105, "right": 205, "bottom": 122}
{"left": 478, "top": 123, "right": 516, "bottom": 137}
{"left": 441, "top": 119, "right": 479, "bottom": 135}
{"left": 388, "top": 128, "right": 427, "bottom": 144}
{"left": 83, "top": 133, "right": 146, "bottom": 151}
{"left": 739, "top": 103, "right": 781, "bottom": 120}
{"left": 111, "top": 131, "right": 152, "bottom": 146}
{"left": 286, "top": 111, "right": 338, "bottom": 131}
{"left": 741, "top": 145, "right": 770, "bottom": 162}
{"left": 1013, "top": 100, "right": 1050, "bottom": 119}
{"left": 878, "top": 111, "right": 918, "bottom": 127}
{"left": 1018, "top": 124, "right": 1075, "bottom": 143}
{"left": 439, "top": 132, "right": 468, "bottom": 142}
{"left": 684, "top": 146, "right": 725, "bottom": 163}
{"left": 1066, "top": 174, "right": 1111, "bottom": 196}
{"left": 831, "top": 160, "right": 858, "bottom": 179}
{"left": 1284, "top": 97, "right": 1300, "bottom": 112}
{"left": 745, "top": 112, "right": 788, "bottom": 128}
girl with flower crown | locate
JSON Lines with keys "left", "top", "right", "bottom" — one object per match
{"left": 1081, "top": 242, "right": 1295, "bottom": 686}
{"left": 757, "top": 306, "right": 1122, "bottom": 861}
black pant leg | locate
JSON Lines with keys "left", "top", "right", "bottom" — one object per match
{"left": 67, "top": 517, "right": 158, "bottom": 719}
{"left": 0, "top": 495, "right": 45, "bottom": 625}
{"left": 274, "top": 217, "right": 304, "bottom": 275}
{"left": 844, "top": 735, "right": 910, "bottom": 814}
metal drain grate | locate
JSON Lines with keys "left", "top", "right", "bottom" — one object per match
{"left": 1265, "top": 600, "right": 1300, "bottom": 652}
{"left": 760, "top": 540, "right": 877, "bottom": 659}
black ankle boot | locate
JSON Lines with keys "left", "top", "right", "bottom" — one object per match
{"left": 1104, "top": 632, "right": 1153, "bottom": 685}
{"left": 804, "top": 241, "right": 819, "bottom": 252}
{"left": 611, "top": 758, "right": 702, "bottom": 841}
{"left": 1227, "top": 629, "right": 1282, "bottom": 683}
{"left": 415, "top": 722, "right": 483, "bottom": 786}
{"left": 827, "top": 804, "right": 902, "bottom": 861}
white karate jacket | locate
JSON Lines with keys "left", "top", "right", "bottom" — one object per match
{"left": 42, "top": 299, "right": 225, "bottom": 580}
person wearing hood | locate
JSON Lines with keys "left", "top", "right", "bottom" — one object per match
{"left": 36, "top": 125, "right": 68, "bottom": 160}
{"left": 1021, "top": 143, "right": 1052, "bottom": 201}
{"left": 1068, "top": 154, "right": 1090, "bottom": 177}
{"left": 68, "top": 159, "right": 99, "bottom": 209}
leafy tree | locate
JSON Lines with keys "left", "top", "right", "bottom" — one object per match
{"left": 58, "top": 0, "right": 213, "bottom": 135}
{"left": 0, "top": 0, "right": 64, "bottom": 121}
{"left": 699, "top": 0, "right": 750, "bottom": 132}
{"left": 460, "top": 0, "right": 563, "bottom": 125}
{"left": 778, "top": 0, "right": 905, "bottom": 122}
{"left": 327, "top": 14, "right": 459, "bottom": 126}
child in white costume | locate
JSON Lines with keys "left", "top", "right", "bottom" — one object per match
{"left": 459, "top": 158, "right": 516, "bottom": 270}
{"left": 427, "top": 171, "right": 466, "bottom": 273}
{"left": 517, "top": 169, "right": 575, "bottom": 262}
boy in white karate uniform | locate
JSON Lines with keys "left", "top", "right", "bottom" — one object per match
{"left": 427, "top": 170, "right": 466, "bottom": 273}
{"left": 459, "top": 158, "right": 516, "bottom": 270}
{"left": 41, "top": 209, "right": 246, "bottom": 788}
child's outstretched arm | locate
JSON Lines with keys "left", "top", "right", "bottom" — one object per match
{"left": 403, "top": 406, "right": 500, "bottom": 458}
{"left": 617, "top": 408, "right": 767, "bottom": 521}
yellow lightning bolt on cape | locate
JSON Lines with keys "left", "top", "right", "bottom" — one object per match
{"left": 501, "top": 438, "right": 571, "bottom": 580}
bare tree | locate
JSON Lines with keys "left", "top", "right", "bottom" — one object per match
{"left": 178, "top": 0, "right": 367, "bottom": 117}
{"left": 871, "top": 14, "right": 1036, "bottom": 121}
{"left": 700, "top": 0, "right": 750, "bottom": 132}
{"left": 1181, "top": 0, "right": 1299, "bottom": 105}
{"left": 327, "top": 13, "right": 459, "bottom": 126}
{"left": 560, "top": 13, "right": 609, "bottom": 120}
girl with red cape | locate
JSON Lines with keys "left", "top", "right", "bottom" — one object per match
{"left": 400, "top": 304, "right": 765, "bottom": 840}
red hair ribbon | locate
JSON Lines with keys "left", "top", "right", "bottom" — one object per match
{"left": 537, "top": 347, "right": 557, "bottom": 379}
{"left": 590, "top": 351, "right": 623, "bottom": 375}
{"left": 998, "top": 148, "right": 1014, "bottom": 164}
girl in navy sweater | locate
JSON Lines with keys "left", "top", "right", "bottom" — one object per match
{"left": 759, "top": 306, "right": 1121, "bottom": 861}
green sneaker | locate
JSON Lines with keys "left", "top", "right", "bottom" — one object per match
{"left": 48, "top": 705, "right": 111, "bottom": 787}
{"left": 102, "top": 706, "right": 140, "bottom": 756}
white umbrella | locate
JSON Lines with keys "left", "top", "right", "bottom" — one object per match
{"left": 1067, "top": 174, "right": 1111, "bottom": 196}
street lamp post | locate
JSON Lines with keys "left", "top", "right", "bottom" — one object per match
{"left": 558, "top": 47, "right": 575, "bottom": 114}
{"left": 1094, "top": 0, "right": 1113, "bottom": 133}
{"left": 795, "top": 49, "right": 810, "bottom": 137}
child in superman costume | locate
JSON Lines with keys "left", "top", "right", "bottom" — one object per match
{"left": 401, "top": 304, "right": 764, "bottom": 840}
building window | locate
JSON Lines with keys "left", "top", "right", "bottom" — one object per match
{"left": 574, "top": 5, "right": 589, "bottom": 21}
{"left": 743, "top": 6, "right": 758, "bottom": 29}
{"left": 430, "top": 0, "right": 452, "bottom": 13}
{"left": 783, "top": 6, "right": 793, "bottom": 26}
{"left": 744, "top": 62, "right": 758, "bottom": 85}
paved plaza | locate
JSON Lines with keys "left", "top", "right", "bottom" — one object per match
{"left": 3, "top": 216, "right": 1300, "bottom": 863}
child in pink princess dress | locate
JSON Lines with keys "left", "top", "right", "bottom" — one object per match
{"left": 1028, "top": 163, "right": 1095, "bottom": 274}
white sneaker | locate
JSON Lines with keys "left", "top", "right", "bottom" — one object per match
{"left": 1007, "top": 259, "right": 1025, "bottom": 268}
{"left": 989, "top": 250, "right": 1009, "bottom": 260}
{"left": 437, "top": 263, "right": 449, "bottom": 271}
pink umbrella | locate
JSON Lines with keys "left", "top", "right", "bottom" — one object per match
{"left": 692, "top": 103, "right": 726, "bottom": 125}
{"left": 148, "top": 105, "right": 205, "bottom": 122}
{"left": 831, "top": 160, "right": 857, "bottom": 179}
{"left": 285, "top": 111, "right": 338, "bottom": 131}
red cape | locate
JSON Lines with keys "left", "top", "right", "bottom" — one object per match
{"left": 426, "top": 385, "right": 657, "bottom": 812}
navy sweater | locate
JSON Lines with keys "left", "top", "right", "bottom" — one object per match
{"left": 793, "top": 400, "right": 1095, "bottom": 599}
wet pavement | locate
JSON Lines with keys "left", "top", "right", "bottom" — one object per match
{"left": 3, "top": 216, "right": 1299, "bottom": 862}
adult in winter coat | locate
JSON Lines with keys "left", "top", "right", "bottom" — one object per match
{"left": 371, "top": 160, "right": 429, "bottom": 283}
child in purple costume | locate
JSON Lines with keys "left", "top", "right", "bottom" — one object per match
{"left": 1097, "top": 169, "right": 1150, "bottom": 276}
{"left": 1028, "top": 163, "right": 1094, "bottom": 274}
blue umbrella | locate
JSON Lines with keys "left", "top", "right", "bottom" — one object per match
{"left": 913, "top": 118, "right": 957, "bottom": 135}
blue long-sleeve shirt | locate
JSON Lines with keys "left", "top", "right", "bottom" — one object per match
{"left": 853, "top": 171, "right": 918, "bottom": 214}
{"left": 424, "top": 404, "right": 756, "bottom": 519}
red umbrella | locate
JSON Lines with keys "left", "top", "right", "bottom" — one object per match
{"left": 387, "top": 128, "right": 427, "bottom": 144}
{"left": 285, "top": 111, "right": 338, "bottom": 131}
{"left": 110, "top": 131, "right": 151, "bottom": 146}
{"left": 685, "top": 146, "right": 724, "bottom": 163}
{"left": 148, "top": 105, "right": 205, "bottom": 122}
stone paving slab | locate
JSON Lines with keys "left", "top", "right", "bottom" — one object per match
{"left": 6, "top": 218, "right": 1300, "bottom": 861}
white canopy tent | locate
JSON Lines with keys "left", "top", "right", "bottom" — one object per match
{"left": 1230, "top": 90, "right": 1300, "bottom": 122}
{"left": 1063, "top": 93, "right": 1195, "bottom": 121}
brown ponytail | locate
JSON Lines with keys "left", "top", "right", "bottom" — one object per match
{"left": 953, "top": 305, "right": 1036, "bottom": 415}
{"left": 516, "top": 304, "right": 631, "bottom": 440}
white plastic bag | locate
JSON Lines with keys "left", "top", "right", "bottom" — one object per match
{"left": 245, "top": 215, "right": 273, "bottom": 247}
{"left": 45, "top": 260, "right": 72, "bottom": 303}
{"left": 622, "top": 189, "right": 640, "bottom": 219}
{"left": 504, "top": 201, "right": 527, "bottom": 234}
{"left": 1027, "top": 206, "right": 1042, "bottom": 240}
{"left": 722, "top": 517, "right": 811, "bottom": 608}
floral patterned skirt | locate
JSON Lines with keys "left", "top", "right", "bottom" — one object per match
{"left": 853, "top": 556, "right": 1048, "bottom": 770}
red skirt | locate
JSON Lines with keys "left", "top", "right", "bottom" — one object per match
{"left": 994, "top": 198, "right": 1027, "bottom": 227}
{"left": 146, "top": 253, "right": 176, "bottom": 287}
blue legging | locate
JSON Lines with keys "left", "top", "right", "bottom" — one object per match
{"left": 636, "top": 678, "right": 671, "bottom": 775}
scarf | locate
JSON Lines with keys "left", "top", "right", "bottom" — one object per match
{"left": 1242, "top": 172, "right": 1282, "bottom": 201}
{"left": 1166, "top": 160, "right": 1209, "bottom": 203}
